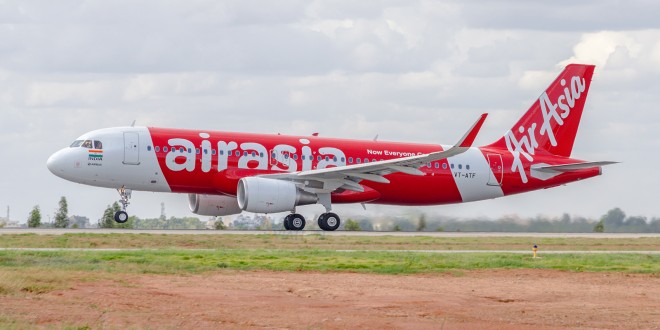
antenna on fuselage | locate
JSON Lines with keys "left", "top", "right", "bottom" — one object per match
{"left": 373, "top": 134, "right": 379, "bottom": 142}
{"left": 130, "top": 120, "right": 136, "bottom": 127}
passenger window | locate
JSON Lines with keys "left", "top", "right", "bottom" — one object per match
{"left": 434, "top": 163, "right": 439, "bottom": 169}
{"left": 195, "top": 148, "right": 200, "bottom": 154}
{"left": 348, "top": 157, "right": 353, "bottom": 164}
{"left": 333, "top": 156, "right": 337, "bottom": 162}
{"left": 364, "top": 158, "right": 369, "bottom": 163}
{"left": 179, "top": 147, "right": 184, "bottom": 153}
{"left": 163, "top": 147, "right": 169, "bottom": 152}
{"left": 244, "top": 151, "right": 248, "bottom": 157}
{"left": 284, "top": 153, "right": 289, "bottom": 159}
{"left": 203, "top": 149, "right": 208, "bottom": 155}
{"left": 147, "top": 146, "right": 152, "bottom": 151}
{"left": 261, "top": 152, "right": 265, "bottom": 158}
{"left": 188, "top": 148, "right": 192, "bottom": 154}
{"left": 212, "top": 150, "right": 217, "bottom": 155}
{"left": 293, "top": 154, "right": 298, "bottom": 160}
{"left": 317, "top": 155, "right": 322, "bottom": 161}
{"left": 466, "top": 165, "right": 470, "bottom": 170}
{"left": 341, "top": 157, "right": 345, "bottom": 162}
{"left": 155, "top": 146, "right": 160, "bottom": 152}
{"left": 302, "top": 155, "right": 306, "bottom": 160}
{"left": 427, "top": 162, "right": 431, "bottom": 168}
{"left": 356, "top": 158, "right": 361, "bottom": 164}
{"left": 252, "top": 151, "right": 256, "bottom": 157}
{"left": 451, "top": 164, "right": 454, "bottom": 169}
{"left": 442, "top": 163, "right": 447, "bottom": 169}
{"left": 235, "top": 150, "right": 240, "bottom": 157}
{"left": 325, "top": 156, "right": 329, "bottom": 161}
{"left": 458, "top": 164, "right": 462, "bottom": 170}
{"left": 94, "top": 141, "right": 103, "bottom": 149}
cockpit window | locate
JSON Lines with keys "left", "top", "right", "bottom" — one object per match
{"left": 70, "top": 139, "right": 102, "bottom": 149}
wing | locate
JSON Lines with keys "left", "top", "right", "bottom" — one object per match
{"left": 262, "top": 113, "right": 488, "bottom": 194}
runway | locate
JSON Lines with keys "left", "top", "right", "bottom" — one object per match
{"left": 1, "top": 228, "right": 659, "bottom": 238}
{"left": 0, "top": 247, "right": 658, "bottom": 254}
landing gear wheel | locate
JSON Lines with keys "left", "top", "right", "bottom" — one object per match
{"left": 283, "top": 215, "right": 292, "bottom": 230}
{"left": 114, "top": 211, "right": 129, "bottom": 223}
{"left": 318, "top": 213, "right": 340, "bottom": 231}
{"left": 288, "top": 214, "right": 306, "bottom": 231}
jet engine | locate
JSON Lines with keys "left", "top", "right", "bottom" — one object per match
{"left": 237, "top": 177, "right": 318, "bottom": 213}
{"left": 188, "top": 194, "right": 243, "bottom": 216}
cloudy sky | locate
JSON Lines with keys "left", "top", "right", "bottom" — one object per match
{"left": 1, "top": 0, "right": 659, "bottom": 224}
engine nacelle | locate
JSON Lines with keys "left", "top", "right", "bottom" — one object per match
{"left": 188, "top": 194, "right": 243, "bottom": 216}
{"left": 237, "top": 177, "right": 318, "bottom": 213}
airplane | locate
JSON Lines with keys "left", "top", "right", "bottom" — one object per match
{"left": 47, "top": 64, "right": 615, "bottom": 231}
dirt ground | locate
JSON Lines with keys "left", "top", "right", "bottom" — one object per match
{"left": 1, "top": 269, "right": 658, "bottom": 329}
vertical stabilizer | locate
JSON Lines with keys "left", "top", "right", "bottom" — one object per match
{"left": 488, "top": 64, "right": 595, "bottom": 157}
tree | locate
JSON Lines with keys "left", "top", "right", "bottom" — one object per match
{"left": 393, "top": 224, "right": 401, "bottom": 231}
{"left": 416, "top": 214, "right": 427, "bottom": 231}
{"left": 53, "top": 196, "right": 69, "bottom": 228}
{"left": 98, "top": 202, "right": 127, "bottom": 228}
{"left": 214, "top": 218, "right": 227, "bottom": 230}
{"left": 344, "top": 218, "right": 361, "bottom": 231}
{"left": 28, "top": 205, "right": 42, "bottom": 228}
{"left": 601, "top": 208, "right": 625, "bottom": 229}
{"left": 593, "top": 220, "right": 605, "bottom": 233}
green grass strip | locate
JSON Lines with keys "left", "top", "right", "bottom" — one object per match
{"left": 0, "top": 249, "right": 657, "bottom": 275}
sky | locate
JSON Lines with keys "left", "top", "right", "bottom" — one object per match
{"left": 1, "top": 0, "right": 659, "bottom": 224}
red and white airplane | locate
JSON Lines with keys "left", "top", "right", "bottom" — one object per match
{"left": 47, "top": 64, "right": 614, "bottom": 231}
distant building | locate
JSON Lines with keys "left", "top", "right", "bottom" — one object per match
{"left": 68, "top": 215, "right": 92, "bottom": 228}
{"left": 0, "top": 216, "right": 21, "bottom": 228}
{"left": 232, "top": 214, "right": 271, "bottom": 230}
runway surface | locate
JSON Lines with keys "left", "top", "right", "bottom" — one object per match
{"left": 1, "top": 228, "right": 659, "bottom": 238}
{"left": 0, "top": 247, "right": 658, "bottom": 254}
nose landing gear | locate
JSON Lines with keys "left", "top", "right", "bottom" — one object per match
{"left": 114, "top": 187, "right": 131, "bottom": 224}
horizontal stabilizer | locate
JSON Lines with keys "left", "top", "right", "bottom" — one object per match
{"left": 532, "top": 161, "right": 618, "bottom": 173}
{"left": 530, "top": 161, "right": 618, "bottom": 181}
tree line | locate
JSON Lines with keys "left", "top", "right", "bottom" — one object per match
{"left": 342, "top": 208, "right": 660, "bottom": 233}
{"left": 24, "top": 198, "right": 660, "bottom": 232}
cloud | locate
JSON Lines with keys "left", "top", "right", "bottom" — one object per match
{"left": 1, "top": 0, "right": 659, "bottom": 223}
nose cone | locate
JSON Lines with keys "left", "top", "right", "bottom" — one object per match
{"left": 47, "top": 149, "right": 69, "bottom": 178}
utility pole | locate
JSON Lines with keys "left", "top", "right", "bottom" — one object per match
{"left": 160, "top": 202, "right": 166, "bottom": 220}
{"left": 6, "top": 206, "right": 9, "bottom": 220}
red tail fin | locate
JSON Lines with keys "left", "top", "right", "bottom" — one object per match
{"left": 488, "top": 64, "right": 595, "bottom": 157}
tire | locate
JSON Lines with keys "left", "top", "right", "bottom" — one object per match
{"left": 283, "top": 215, "right": 291, "bottom": 230}
{"left": 289, "top": 214, "right": 306, "bottom": 231}
{"left": 319, "top": 212, "right": 340, "bottom": 231}
{"left": 114, "top": 211, "right": 129, "bottom": 223}
{"left": 317, "top": 214, "right": 328, "bottom": 231}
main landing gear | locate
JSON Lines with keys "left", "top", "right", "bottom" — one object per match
{"left": 282, "top": 212, "right": 341, "bottom": 231}
{"left": 114, "top": 186, "right": 131, "bottom": 224}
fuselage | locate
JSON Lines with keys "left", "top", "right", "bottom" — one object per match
{"left": 47, "top": 125, "right": 601, "bottom": 206}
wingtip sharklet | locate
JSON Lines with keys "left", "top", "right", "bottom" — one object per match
{"left": 456, "top": 113, "right": 488, "bottom": 148}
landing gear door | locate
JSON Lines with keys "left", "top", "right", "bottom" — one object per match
{"left": 487, "top": 154, "right": 503, "bottom": 186}
{"left": 123, "top": 132, "right": 140, "bottom": 165}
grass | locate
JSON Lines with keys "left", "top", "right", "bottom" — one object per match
{"left": 0, "top": 233, "right": 657, "bottom": 299}
{"left": 0, "top": 249, "right": 657, "bottom": 281}
{"left": 1, "top": 233, "right": 658, "bottom": 251}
